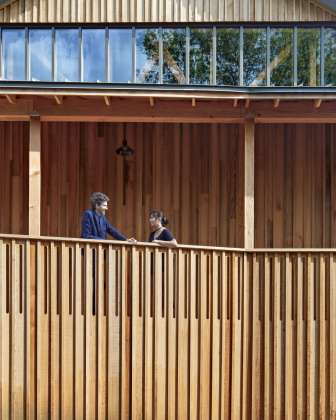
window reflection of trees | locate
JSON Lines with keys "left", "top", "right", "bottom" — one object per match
{"left": 270, "top": 29, "right": 293, "bottom": 86}
{"left": 216, "top": 29, "right": 240, "bottom": 86}
{"left": 190, "top": 29, "right": 213, "bottom": 85}
{"left": 244, "top": 29, "right": 267, "bottom": 86}
{"left": 325, "top": 28, "right": 336, "bottom": 87}
{"left": 298, "top": 29, "right": 320, "bottom": 87}
{"left": 163, "top": 29, "right": 186, "bottom": 84}
{"left": 136, "top": 29, "right": 159, "bottom": 83}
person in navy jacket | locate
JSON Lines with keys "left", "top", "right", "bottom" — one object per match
{"left": 81, "top": 192, "right": 136, "bottom": 242}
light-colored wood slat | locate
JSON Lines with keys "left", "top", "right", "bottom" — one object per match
{"left": 167, "top": 249, "right": 177, "bottom": 420}
{"left": 241, "top": 252, "right": 251, "bottom": 420}
{"left": 154, "top": 249, "right": 166, "bottom": 420}
{"left": 211, "top": 252, "right": 221, "bottom": 420}
{"left": 273, "top": 254, "right": 282, "bottom": 420}
{"left": 251, "top": 253, "right": 261, "bottom": 419}
{"left": 296, "top": 254, "right": 305, "bottom": 419}
{"left": 263, "top": 255, "right": 271, "bottom": 419}
{"left": 11, "top": 241, "right": 25, "bottom": 418}
{"left": 189, "top": 250, "right": 199, "bottom": 420}
{"left": 199, "top": 252, "right": 211, "bottom": 420}
{"left": 319, "top": 254, "right": 326, "bottom": 420}
{"left": 107, "top": 245, "right": 120, "bottom": 418}
{"left": 330, "top": 254, "right": 336, "bottom": 417}
{"left": 50, "top": 241, "right": 60, "bottom": 419}
{"left": 85, "top": 244, "right": 97, "bottom": 419}
{"left": 285, "top": 254, "right": 294, "bottom": 420}
{"left": 61, "top": 243, "right": 74, "bottom": 418}
{"left": 306, "top": 254, "right": 316, "bottom": 419}
{"left": 0, "top": 240, "right": 10, "bottom": 418}
{"left": 144, "top": 248, "right": 154, "bottom": 420}
{"left": 131, "top": 247, "right": 143, "bottom": 419}
{"left": 74, "top": 243, "right": 84, "bottom": 420}
{"left": 36, "top": 242, "right": 49, "bottom": 419}
{"left": 231, "top": 253, "right": 242, "bottom": 418}
{"left": 25, "top": 240, "right": 33, "bottom": 418}
{"left": 97, "top": 244, "right": 107, "bottom": 419}
{"left": 177, "top": 250, "right": 188, "bottom": 419}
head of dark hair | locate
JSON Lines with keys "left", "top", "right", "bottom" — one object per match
{"left": 90, "top": 192, "right": 109, "bottom": 210}
{"left": 149, "top": 210, "right": 169, "bottom": 227}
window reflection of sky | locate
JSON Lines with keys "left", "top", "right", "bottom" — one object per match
{"left": 83, "top": 29, "right": 105, "bottom": 82}
{"left": 136, "top": 29, "right": 159, "bottom": 83}
{"left": 2, "top": 29, "right": 25, "bottom": 80}
{"left": 109, "top": 29, "right": 132, "bottom": 83}
{"left": 55, "top": 29, "right": 79, "bottom": 82}
{"left": 29, "top": 30, "right": 52, "bottom": 81}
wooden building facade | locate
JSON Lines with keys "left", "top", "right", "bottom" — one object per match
{"left": 1, "top": 0, "right": 336, "bottom": 418}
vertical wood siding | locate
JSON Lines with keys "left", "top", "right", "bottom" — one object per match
{"left": 1, "top": 237, "right": 336, "bottom": 418}
{"left": 0, "top": 0, "right": 335, "bottom": 23}
{"left": 0, "top": 121, "right": 29, "bottom": 235}
{"left": 41, "top": 121, "right": 244, "bottom": 247}
{"left": 255, "top": 124, "right": 336, "bottom": 248}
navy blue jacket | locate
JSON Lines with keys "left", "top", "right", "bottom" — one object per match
{"left": 81, "top": 210, "right": 127, "bottom": 241}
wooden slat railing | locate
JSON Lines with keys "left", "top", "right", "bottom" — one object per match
{"left": 1, "top": 235, "right": 336, "bottom": 419}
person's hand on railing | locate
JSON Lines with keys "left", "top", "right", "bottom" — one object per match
{"left": 127, "top": 237, "right": 137, "bottom": 244}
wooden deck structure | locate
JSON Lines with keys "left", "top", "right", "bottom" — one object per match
{"left": 1, "top": 235, "right": 336, "bottom": 419}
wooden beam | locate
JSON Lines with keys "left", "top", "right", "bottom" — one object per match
{"left": 274, "top": 98, "right": 280, "bottom": 108}
{"left": 192, "top": 97, "right": 196, "bottom": 107}
{"left": 149, "top": 97, "right": 155, "bottom": 107}
{"left": 5, "top": 95, "right": 16, "bottom": 104}
{"left": 314, "top": 99, "right": 322, "bottom": 108}
{"left": 104, "top": 96, "right": 111, "bottom": 106}
{"left": 233, "top": 99, "right": 239, "bottom": 107}
{"left": 54, "top": 95, "right": 63, "bottom": 105}
{"left": 244, "top": 119, "right": 255, "bottom": 249}
{"left": 245, "top": 99, "right": 250, "bottom": 109}
{"left": 28, "top": 116, "right": 41, "bottom": 236}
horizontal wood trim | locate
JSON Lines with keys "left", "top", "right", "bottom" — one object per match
{"left": 0, "top": 0, "right": 335, "bottom": 22}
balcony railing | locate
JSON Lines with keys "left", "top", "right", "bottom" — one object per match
{"left": 1, "top": 234, "right": 336, "bottom": 418}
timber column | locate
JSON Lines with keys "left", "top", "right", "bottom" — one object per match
{"left": 244, "top": 118, "right": 255, "bottom": 249}
{"left": 28, "top": 116, "right": 41, "bottom": 236}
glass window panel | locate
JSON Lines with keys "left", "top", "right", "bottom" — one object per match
{"left": 55, "top": 29, "right": 79, "bottom": 82}
{"left": 297, "top": 28, "right": 320, "bottom": 87}
{"left": 270, "top": 28, "right": 293, "bottom": 86}
{"left": 162, "top": 28, "right": 186, "bottom": 84}
{"left": 136, "top": 29, "right": 159, "bottom": 83}
{"left": 82, "top": 29, "right": 106, "bottom": 82}
{"left": 190, "top": 28, "right": 213, "bottom": 85}
{"left": 216, "top": 28, "right": 239, "bottom": 86}
{"left": 324, "top": 28, "right": 336, "bottom": 87}
{"left": 29, "top": 29, "right": 52, "bottom": 81}
{"left": 109, "top": 29, "right": 132, "bottom": 83}
{"left": 243, "top": 28, "right": 266, "bottom": 86}
{"left": 2, "top": 29, "right": 26, "bottom": 80}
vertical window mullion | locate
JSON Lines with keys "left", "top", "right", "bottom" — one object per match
{"left": 266, "top": 26, "right": 270, "bottom": 86}
{"left": 212, "top": 26, "right": 216, "bottom": 86}
{"left": 321, "top": 26, "right": 325, "bottom": 87}
{"left": 25, "top": 27, "right": 29, "bottom": 81}
{"left": 159, "top": 27, "right": 163, "bottom": 84}
{"left": 132, "top": 27, "right": 136, "bottom": 83}
{"left": 79, "top": 27, "right": 83, "bottom": 83}
{"left": 239, "top": 26, "right": 244, "bottom": 86}
{"left": 186, "top": 26, "right": 190, "bottom": 85}
{"left": 52, "top": 27, "right": 55, "bottom": 82}
{"left": 293, "top": 26, "right": 297, "bottom": 87}
{"left": 105, "top": 26, "right": 109, "bottom": 83}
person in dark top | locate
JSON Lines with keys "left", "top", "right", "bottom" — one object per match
{"left": 148, "top": 210, "right": 177, "bottom": 247}
{"left": 81, "top": 192, "right": 136, "bottom": 242}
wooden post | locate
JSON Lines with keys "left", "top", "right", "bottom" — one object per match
{"left": 244, "top": 119, "right": 255, "bottom": 249}
{"left": 28, "top": 116, "right": 41, "bottom": 236}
